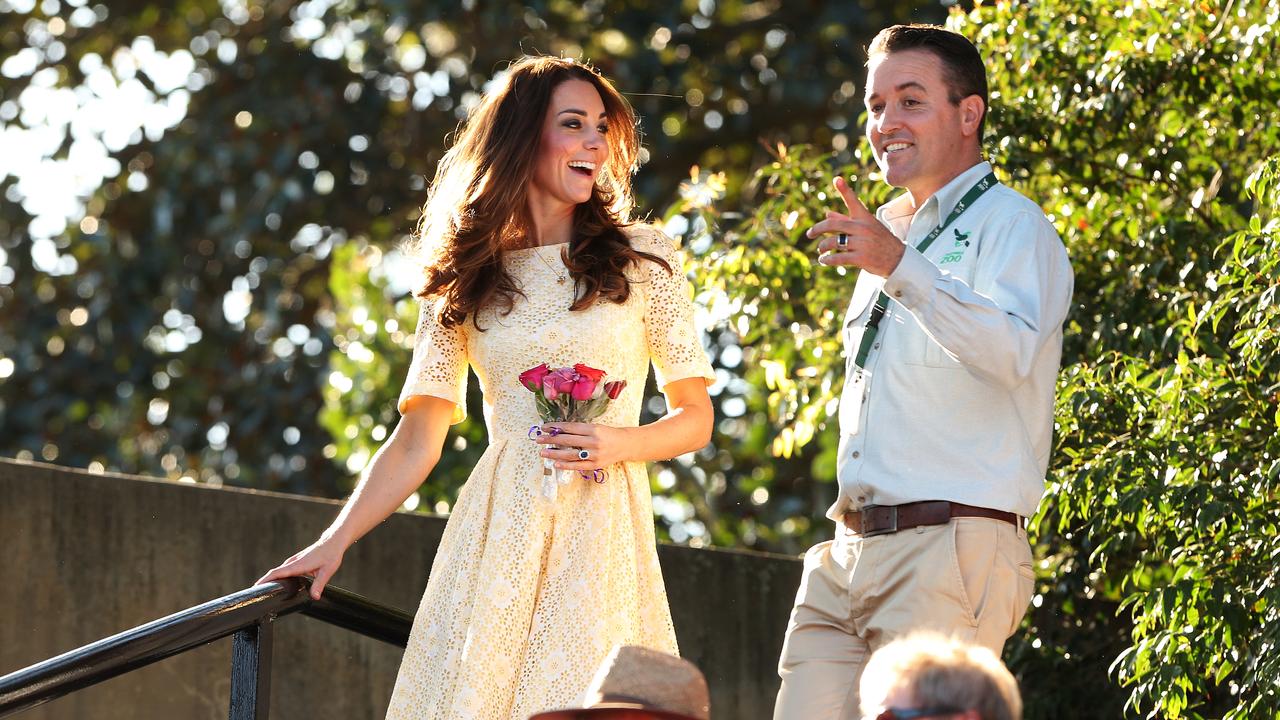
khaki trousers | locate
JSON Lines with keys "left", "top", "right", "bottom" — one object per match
{"left": 772, "top": 517, "right": 1035, "bottom": 720}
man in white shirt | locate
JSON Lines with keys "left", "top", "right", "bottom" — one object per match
{"left": 771, "top": 24, "right": 1073, "bottom": 720}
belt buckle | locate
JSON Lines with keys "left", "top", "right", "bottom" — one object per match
{"left": 861, "top": 505, "right": 898, "bottom": 537}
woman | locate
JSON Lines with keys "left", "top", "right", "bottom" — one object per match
{"left": 257, "top": 56, "right": 715, "bottom": 719}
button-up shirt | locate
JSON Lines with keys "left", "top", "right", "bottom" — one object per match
{"left": 830, "top": 161, "right": 1074, "bottom": 521}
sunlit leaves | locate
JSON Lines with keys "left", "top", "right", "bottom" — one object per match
{"left": 948, "top": 0, "right": 1280, "bottom": 716}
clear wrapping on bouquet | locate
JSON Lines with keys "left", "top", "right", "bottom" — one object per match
{"left": 519, "top": 363, "right": 625, "bottom": 502}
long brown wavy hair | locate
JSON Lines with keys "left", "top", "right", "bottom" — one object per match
{"left": 410, "top": 56, "right": 670, "bottom": 328}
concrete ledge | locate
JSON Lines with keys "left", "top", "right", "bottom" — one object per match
{"left": 0, "top": 457, "right": 800, "bottom": 719}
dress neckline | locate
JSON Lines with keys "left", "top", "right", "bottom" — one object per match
{"left": 506, "top": 241, "right": 570, "bottom": 254}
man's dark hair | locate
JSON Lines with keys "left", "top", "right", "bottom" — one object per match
{"left": 867, "top": 24, "right": 989, "bottom": 138}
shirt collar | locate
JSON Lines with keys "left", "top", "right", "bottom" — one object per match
{"left": 876, "top": 160, "right": 994, "bottom": 225}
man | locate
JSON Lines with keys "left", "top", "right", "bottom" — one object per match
{"left": 858, "top": 633, "right": 1023, "bottom": 720}
{"left": 772, "top": 24, "right": 1073, "bottom": 720}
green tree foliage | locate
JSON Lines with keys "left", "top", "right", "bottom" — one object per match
{"left": 678, "top": 0, "right": 1280, "bottom": 716}
{"left": 9, "top": 0, "right": 1276, "bottom": 714}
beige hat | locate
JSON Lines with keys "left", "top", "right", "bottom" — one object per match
{"left": 529, "top": 645, "right": 711, "bottom": 720}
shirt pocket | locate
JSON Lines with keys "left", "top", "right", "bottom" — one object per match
{"left": 922, "top": 333, "right": 962, "bottom": 368}
{"left": 841, "top": 277, "right": 882, "bottom": 355}
{"left": 896, "top": 316, "right": 977, "bottom": 368}
{"left": 897, "top": 312, "right": 945, "bottom": 367}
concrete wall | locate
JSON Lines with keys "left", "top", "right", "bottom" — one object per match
{"left": 0, "top": 458, "right": 801, "bottom": 719}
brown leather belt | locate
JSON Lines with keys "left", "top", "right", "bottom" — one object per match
{"left": 842, "top": 501, "right": 1020, "bottom": 537}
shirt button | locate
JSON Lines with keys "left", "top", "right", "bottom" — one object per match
{"left": 893, "top": 290, "right": 903, "bottom": 298}
{"left": 851, "top": 450, "right": 861, "bottom": 459}
{"left": 873, "top": 342, "right": 880, "bottom": 350}
{"left": 857, "top": 496, "right": 866, "bottom": 503}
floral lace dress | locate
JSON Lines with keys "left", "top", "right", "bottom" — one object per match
{"left": 383, "top": 225, "right": 715, "bottom": 720}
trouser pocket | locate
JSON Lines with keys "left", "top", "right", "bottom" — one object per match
{"left": 949, "top": 518, "right": 999, "bottom": 626}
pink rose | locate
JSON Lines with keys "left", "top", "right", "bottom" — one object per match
{"left": 545, "top": 368, "right": 576, "bottom": 392}
{"left": 542, "top": 373, "right": 561, "bottom": 401}
{"left": 545, "top": 367, "right": 578, "bottom": 398}
{"left": 570, "top": 374, "right": 598, "bottom": 401}
{"left": 604, "top": 380, "right": 626, "bottom": 400}
{"left": 519, "top": 363, "right": 551, "bottom": 392}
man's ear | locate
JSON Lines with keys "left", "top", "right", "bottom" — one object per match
{"left": 959, "top": 94, "right": 985, "bottom": 137}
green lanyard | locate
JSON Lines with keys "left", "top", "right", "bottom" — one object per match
{"left": 851, "top": 171, "right": 999, "bottom": 373}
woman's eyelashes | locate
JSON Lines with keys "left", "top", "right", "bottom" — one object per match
{"left": 560, "top": 119, "right": 609, "bottom": 134}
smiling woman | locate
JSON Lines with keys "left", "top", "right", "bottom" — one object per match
{"left": 256, "top": 55, "right": 716, "bottom": 720}
{"left": 412, "top": 56, "right": 668, "bottom": 327}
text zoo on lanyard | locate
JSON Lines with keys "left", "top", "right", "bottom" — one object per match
{"left": 851, "top": 171, "right": 1000, "bottom": 373}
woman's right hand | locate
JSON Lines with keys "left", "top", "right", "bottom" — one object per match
{"left": 256, "top": 535, "right": 347, "bottom": 600}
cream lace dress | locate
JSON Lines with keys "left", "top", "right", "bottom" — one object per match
{"left": 383, "top": 225, "right": 715, "bottom": 720}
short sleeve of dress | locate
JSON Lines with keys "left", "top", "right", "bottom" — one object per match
{"left": 397, "top": 299, "right": 469, "bottom": 424}
{"left": 630, "top": 225, "right": 715, "bottom": 391}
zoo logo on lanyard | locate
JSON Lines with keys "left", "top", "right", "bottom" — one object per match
{"left": 851, "top": 172, "right": 999, "bottom": 373}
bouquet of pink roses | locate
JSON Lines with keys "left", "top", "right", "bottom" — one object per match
{"left": 520, "top": 362, "right": 625, "bottom": 500}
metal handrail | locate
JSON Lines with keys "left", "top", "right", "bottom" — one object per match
{"left": 0, "top": 578, "right": 411, "bottom": 718}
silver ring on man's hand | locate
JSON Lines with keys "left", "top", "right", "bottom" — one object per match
{"left": 578, "top": 450, "right": 591, "bottom": 460}
{"left": 837, "top": 232, "right": 849, "bottom": 248}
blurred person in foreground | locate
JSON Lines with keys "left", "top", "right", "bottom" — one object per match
{"left": 530, "top": 644, "right": 711, "bottom": 720}
{"left": 858, "top": 633, "right": 1021, "bottom": 720}
{"left": 258, "top": 55, "right": 714, "bottom": 718}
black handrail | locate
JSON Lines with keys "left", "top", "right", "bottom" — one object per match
{"left": 302, "top": 584, "right": 413, "bottom": 647}
{"left": 0, "top": 578, "right": 411, "bottom": 719}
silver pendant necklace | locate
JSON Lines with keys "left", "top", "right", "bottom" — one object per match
{"left": 532, "top": 245, "right": 567, "bottom": 284}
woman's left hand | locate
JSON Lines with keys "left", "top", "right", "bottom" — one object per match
{"left": 533, "top": 422, "right": 629, "bottom": 471}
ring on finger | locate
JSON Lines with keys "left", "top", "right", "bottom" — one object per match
{"left": 837, "top": 232, "right": 849, "bottom": 248}
{"left": 578, "top": 449, "right": 590, "bottom": 461}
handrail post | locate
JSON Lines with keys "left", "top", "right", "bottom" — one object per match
{"left": 228, "top": 619, "right": 273, "bottom": 720}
